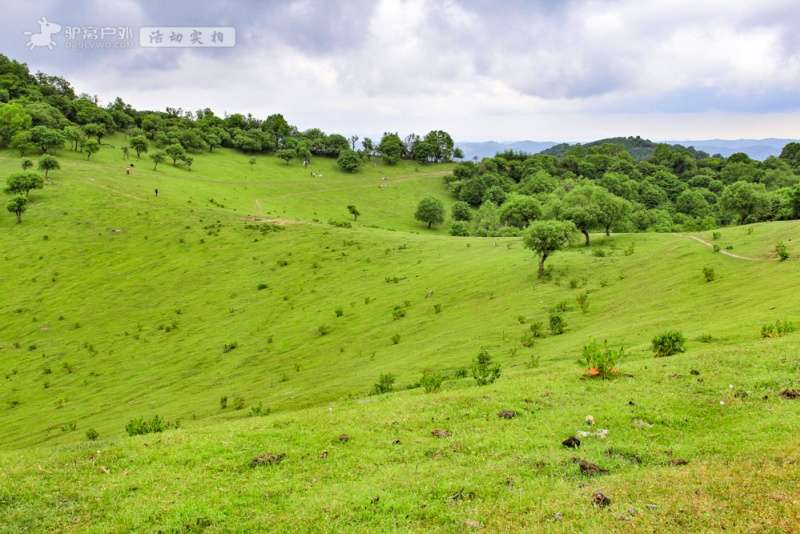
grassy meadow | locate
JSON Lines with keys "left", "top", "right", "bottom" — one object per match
{"left": 0, "top": 136, "right": 799, "bottom": 532}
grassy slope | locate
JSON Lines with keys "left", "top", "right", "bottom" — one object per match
{"left": 1, "top": 137, "right": 799, "bottom": 531}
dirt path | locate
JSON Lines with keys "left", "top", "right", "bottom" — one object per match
{"left": 677, "top": 234, "right": 763, "bottom": 261}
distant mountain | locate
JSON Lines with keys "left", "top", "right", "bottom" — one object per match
{"left": 455, "top": 140, "right": 557, "bottom": 161}
{"left": 455, "top": 137, "right": 798, "bottom": 162}
{"left": 662, "top": 139, "right": 797, "bottom": 161}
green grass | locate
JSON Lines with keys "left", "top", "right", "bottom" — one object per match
{"left": 1, "top": 137, "right": 799, "bottom": 531}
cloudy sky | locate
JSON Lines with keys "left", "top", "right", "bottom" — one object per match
{"left": 3, "top": 0, "right": 800, "bottom": 142}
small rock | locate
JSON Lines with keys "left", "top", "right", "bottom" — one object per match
{"left": 591, "top": 489, "right": 611, "bottom": 507}
{"left": 670, "top": 373, "right": 681, "bottom": 378}
{"left": 432, "top": 429, "right": 452, "bottom": 438}
{"left": 551, "top": 512, "right": 563, "bottom": 521}
{"left": 633, "top": 418, "right": 653, "bottom": 428}
{"left": 690, "top": 370, "right": 700, "bottom": 375}
{"left": 250, "top": 453, "right": 286, "bottom": 467}
{"left": 646, "top": 503, "right": 657, "bottom": 510}
{"left": 577, "top": 429, "right": 609, "bottom": 439}
{"left": 779, "top": 389, "right": 800, "bottom": 399}
{"left": 628, "top": 507, "right": 636, "bottom": 516}
{"left": 668, "top": 459, "right": 689, "bottom": 466}
{"left": 498, "top": 410, "right": 517, "bottom": 419}
{"left": 562, "top": 436, "right": 581, "bottom": 448}
{"left": 464, "top": 519, "right": 483, "bottom": 529}
{"left": 617, "top": 514, "right": 629, "bottom": 521}
{"left": 579, "top": 459, "right": 609, "bottom": 476}
{"left": 339, "top": 434, "right": 349, "bottom": 442}
{"left": 318, "top": 450, "right": 328, "bottom": 459}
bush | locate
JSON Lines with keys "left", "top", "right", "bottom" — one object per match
{"left": 713, "top": 244, "right": 721, "bottom": 253}
{"left": 454, "top": 368, "right": 468, "bottom": 378}
{"left": 549, "top": 313, "right": 566, "bottom": 335}
{"left": 712, "top": 231, "right": 722, "bottom": 240}
{"left": 775, "top": 241, "right": 789, "bottom": 261}
{"left": 577, "top": 339, "right": 625, "bottom": 379}
{"left": 697, "top": 334, "right": 715, "bottom": 343}
{"left": 334, "top": 306, "right": 344, "bottom": 317}
{"left": 125, "top": 414, "right": 179, "bottom": 436}
{"left": 576, "top": 291, "right": 589, "bottom": 313}
{"left": 257, "top": 283, "right": 268, "bottom": 290}
{"left": 433, "top": 303, "right": 442, "bottom": 314}
{"left": 249, "top": 402, "right": 271, "bottom": 417}
{"left": 223, "top": 341, "right": 238, "bottom": 353}
{"left": 520, "top": 331, "right": 535, "bottom": 347}
{"left": 318, "top": 325, "right": 330, "bottom": 336}
{"left": 219, "top": 396, "right": 228, "bottom": 409}
{"left": 651, "top": 331, "right": 686, "bottom": 357}
{"left": 371, "top": 373, "right": 396, "bottom": 395}
{"left": 552, "top": 301, "right": 569, "bottom": 313}
{"left": 472, "top": 347, "right": 501, "bottom": 386}
{"left": 233, "top": 396, "right": 246, "bottom": 410}
{"left": 517, "top": 315, "right": 526, "bottom": 324}
{"left": 391, "top": 333, "right": 401, "bottom": 345}
{"left": 761, "top": 320, "right": 795, "bottom": 338}
{"left": 530, "top": 321, "right": 546, "bottom": 338}
{"left": 449, "top": 221, "right": 471, "bottom": 237}
{"left": 392, "top": 306, "right": 406, "bottom": 320}
{"left": 86, "top": 428, "right": 99, "bottom": 441}
{"left": 420, "top": 371, "right": 444, "bottom": 393}
{"left": 702, "top": 266, "right": 716, "bottom": 282}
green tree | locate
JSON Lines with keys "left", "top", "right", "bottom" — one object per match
{"left": 37, "top": 155, "right": 60, "bottom": 179}
{"left": 248, "top": 156, "right": 256, "bottom": 170}
{"left": 182, "top": 155, "right": 194, "bottom": 171}
{"left": 473, "top": 200, "right": 501, "bottom": 237}
{"left": 414, "top": 196, "right": 445, "bottom": 229}
{"left": 82, "top": 123, "right": 106, "bottom": 143}
{"left": 0, "top": 101, "right": 32, "bottom": 147}
{"left": 347, "top": 204, "right": 360, "bottom": 221}
{"left": 523, "top": 220, "right": 577, "bottom": 277}
{"left": 675, "top": 189, "right": 710, "bottom": 218}
{"left": 719, "top": 181, "right": 771, "bottom": 224}
{"left": 337, "top": 149, "right": 361, "bottom": 172}
{"left": 20, "top": 158, "right": 33, "bottom": 171}
{"left": 449, "top": 220, "right": 470, "bottom": 236}
{"left": 83, "top": 139, "right": 100, "bottom": 160}
{"left": 593, "top": 189, "right": 632, "bottom": 236}
{"left": 263, "top": 113, "right": 291, "bottom": 148}
{"left": 499, "top": 193, "right": 542, "bottom": 229}
{"left": 129, "top": 136, "right": 148, "bottom": 159}
{"left": 451, "top": 201, "right": 472, "bottom": 221}
{"left": 422, "top": 130, "right": 455, "bottom": 162}
{"left": 378, "top": 132, "right": 403, "bottom": 165}
{"left": 28, "top": 126, "right": 65, "bottom": 154}
{"left": 9, "top": 132, "right": 36, "bottom": 157}
{"left": 5, "top": 171, "right": 44, "bottom": 197}
{"left": 413, "top": 141, "right": 435, "bottom": 163}
{"left": 149, "top": 151, "right": 166, "bottom": 171}
{"left": 786, "top": 184, "right": 800, "bottom": 219}
{"left": 6, "top": 195, "right": 27, "bottom": 223}
{"left": 361, "top": 137, "right": 374, "bottom": 160}
{"left": 276, "top": 148, "right": 295, "bottom": 165}
{"left": 164, "top": 143, "right": 187, "bottom": 166}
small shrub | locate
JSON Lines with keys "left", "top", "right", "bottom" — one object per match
{"left": 697, "top": 334, "right": 715, "bottom": 343}
{"left": 702, "top": 266, "right": 716, "bottom": 282}
{"left": 623, "top": 243, "right": 635, "bottom": 256}
{"left": 257, "top": 283, "right": 268, "bottom": 290}
{"left": 391, "top": 333, "right": 401, "bottom": 345}
{"left": 652, "top": 331, "right": 686, "bottom": 357}
{"left": 318, "top": 324, "right": 330, "bottom": 336}
{"left": 761, "top": 320, "right": 795, "bottom": 338}
{"left": 219, "top": 396, "right": 228, "bottom": 409}
{"left": 528, "top": 354, "right": 540, "bottom": 369}
{"left": 712, "top": 244, "right": 721, "bottom": 253}
{"left": 86, "top": 428, "right": 99, "bottom": 441}
{"left": 517, "top": 315, "right": 527, "bottom": 324}
{"left": 420, "top": 371, "right": 444, "bottom": 393}
{"left": 334, "top": 306, "right": 344, "bottom": 317}
{"left": 775, "top": 241, "right": 789, "bottom": 261}
{"left": 125, "top": 415, "right": 179, "bottom": 436}
{"left": 578, "top": 339, "right": 625, "bottom": 379}
{"left": 576, "top": 291, "right": 589, "bottom": 313}
{"left": 60, "top": 421, "right": 77, "bottom": 432}
{"left": 591, "top": 248, "right": 607, "bottom": 257}
{"left": 520, "top": 331, "right": 535, "bottom": 347}
{"left": 552, "top": 300, "right": 569, "bottom": 313}
{"left": 249, "top": 402, "right": 271, "bottom": 417}
{"left": 233, "top": 396, "right": 246, "bottom": 410}
{"left": 712, "top": 231, "right": 721, "bottom": 240}
{"left": 472, "top": 347, "right": 501, "bottom": 386}
{"left": 530, "top": 321, "right": 546, "bottom": 338}
{"left": 372, "top": 373, "right": 396, "bottom": 395}
{"left": 549, "top": 313, "right": 566, "bottom": 335}
{"left": 454, "top": 368, "right": 468, "bottom": 378}
{"left": 392, "top": 306, "right": 406, "bottom": 320}
{"left": 569, "top": 278, "right": 579, "bottom": 289}
{"left": 277, "top": 259, "right": 288, "bottom": 267}
{"left": 223, "top": 341, "right": 238, "bottom": 353}
{"left": 433, "top": 303, "right": 442, "bottom": 314}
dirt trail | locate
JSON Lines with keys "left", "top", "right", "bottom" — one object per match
{"left": 677, "top": 234, "right": 763, "bottom": 261}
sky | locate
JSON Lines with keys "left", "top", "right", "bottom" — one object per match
{"left": 2, "top": 0, "right": 800, "bottom": 142}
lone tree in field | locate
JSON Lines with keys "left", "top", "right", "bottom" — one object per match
{"left": 523, "top": 220, "right": 577, "bottom": 277}
{"left": 83, "top": 139, "right": 100, "bottom": 160}
{"left": 5, "top": 171, "right": 44, "bottom": 198}
{"left": 37, "top": 155, "right": 60, "bottom": 179}
{"left": 129, "top": 136, "right": 148, "bottom": 159}
{"left": 7, "top": 196, "right": 27, "bottom": 223}
{"left": 248, "top": 156, "right": 256, "bottom": 170}
{"left": 149, "top": 151, "right": 166, "bottom": 171}
{"left": 337, "top": 149, "right": 361, "bottom": 172}
{"left": 347, "top": 204, "right": 360, "bottom": 221}
{"left": 20, "top": 158, "right": 33, "bottom": 171}
{"left": 165, "top": 143, "right": 187, "bottom": 166}
{"left": 414, "top": 196, "right": 445, "bottom": 229}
